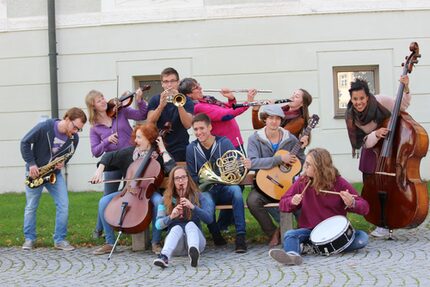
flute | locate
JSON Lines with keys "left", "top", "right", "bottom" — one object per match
{"left": 203, "top": 89, "right": 272, "bottom": 93}
{"left": 232, "top": 98, "right": 292, "bottom": 109}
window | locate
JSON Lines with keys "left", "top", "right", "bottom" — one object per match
{"left": 333, "top": 65, "right": 379, "bottom": 118}
{"left": 133, "top": 75, "right": 163, "bottom": 103}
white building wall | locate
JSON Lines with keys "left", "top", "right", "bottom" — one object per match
{"left": 1, "top": 0, "right": 429, "bottom": 192}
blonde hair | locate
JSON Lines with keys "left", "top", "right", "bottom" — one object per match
{"left": 306, "top": 148, "right": 339, "bottom": 192}
{"left": 85, "top": 90, "right": 103, "bottom": 126}
{"left": 163, "top": 166, "right": 200, "bottom": 219}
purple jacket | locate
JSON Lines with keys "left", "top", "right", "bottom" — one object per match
{"left": 89, "top": 100, "right": 148, "bottom": 157}
{"left": 279, "top": 176, "right": 369, "bottom": 229}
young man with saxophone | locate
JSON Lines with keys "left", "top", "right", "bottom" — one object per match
{"left": 20, "top": 107, "right": 87, "bottom": 251}
{"left": 186, "top": 113, "right": 247, "bottom": 253}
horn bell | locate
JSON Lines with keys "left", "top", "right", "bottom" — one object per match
{"left": 198, "top": 161, "right": 228, "bottom": 191}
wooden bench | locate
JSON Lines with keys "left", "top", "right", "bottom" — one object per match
{"left": 131, "top": 165, "right": 293, "bottom": 251}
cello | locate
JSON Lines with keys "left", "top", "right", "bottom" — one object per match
{"left": 104, "top": 124, "right": 170, "bottom": 235}
{"left": 361, "top": 42, "right": 429, "bottom": 232}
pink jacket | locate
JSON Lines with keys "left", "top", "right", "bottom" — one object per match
{"left": 194, "top": 98, "right": 248, "bottom": 147}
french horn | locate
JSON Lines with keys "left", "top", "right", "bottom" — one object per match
{"left": 198, "top": 150, "right": 248, "bottom": 190}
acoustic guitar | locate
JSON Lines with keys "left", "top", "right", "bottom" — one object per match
{"left": 256, "top": 114, "right": 319, "bottom": 200}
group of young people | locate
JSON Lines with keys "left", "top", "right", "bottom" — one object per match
{"left": 20, "top": 65, "right": 414, "bottom": 267}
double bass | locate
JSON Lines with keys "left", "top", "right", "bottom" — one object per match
{"left": 361, "top": 42, "right": 429, "bottom": 231}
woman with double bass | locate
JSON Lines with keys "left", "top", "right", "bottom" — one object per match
{"left": 345, "top": 42, "right": 428, "bottom": 238}
{"left": 90, "top": 123, "right": 175, "bottom": 255}
{"left": 85, "top": 88, "right": 149, "bottom": 239}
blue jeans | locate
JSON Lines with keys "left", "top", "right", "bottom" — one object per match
{"left": 23, "top": 173, "right": 69, "bottom": 244}
{"left": 206, "top": 184, "right": 246, "bottom": 235}
{"left": 98, "top": 191, "right": 163, "bottom": 245}
{"left": 98, "top": 192, "right": 120, "bottom": 245}
{"left": 150, "top": 191, "right": 163, "bottom": 244}
{"left": 283, "top": 228, "right": 368, "bottom": 254}
{"left": 95, "top": 170, "right": 123, "bottom": 232}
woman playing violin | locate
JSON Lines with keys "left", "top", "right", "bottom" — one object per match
{"left": 269, "top": 148, "right": 369, "bottom": 266}
{"left": 345, "top": 75, "right": 410, "bottom": 237}
{"left": 90, "top": 123, "right": 175, "bottom": 255}
{"left": 153, "top": 166, "right": 213, "bottom": 268}
{"left": 252, "top": 88, "right": 313, "bottom": 139}
{"left": 85, "top": 88, "right": 148, "bottom": 239}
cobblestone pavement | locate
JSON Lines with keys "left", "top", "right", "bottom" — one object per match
{"left": 1, "top": 217, "right": 429, "bottom": 287}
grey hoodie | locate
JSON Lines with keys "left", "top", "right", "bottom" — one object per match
{"left": 247, "top": 127, "right": 305, "bottom": 171}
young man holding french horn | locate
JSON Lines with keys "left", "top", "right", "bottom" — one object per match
{"left": 186, "top": 113, "right": 248, "bottom": 253}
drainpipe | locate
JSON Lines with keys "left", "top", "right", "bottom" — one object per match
{"left": 47, "top": 0, "right": 68, "bottom": 186}
{"left": 47, "top": 0, "right": 59, "bottom": 118}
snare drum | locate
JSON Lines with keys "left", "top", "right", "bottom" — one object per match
{"left": 310, "top": 215, "right": 355, "bottom": 256}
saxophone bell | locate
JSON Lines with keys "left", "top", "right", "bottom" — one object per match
{"left": 24, "top": 147, "right": 74, "bottom": 189}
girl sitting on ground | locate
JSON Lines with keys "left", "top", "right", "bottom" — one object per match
{"left": 153, "top": 166, "right": 213, "bottom": 268}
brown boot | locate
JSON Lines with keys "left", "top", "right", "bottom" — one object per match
{"left": 268, "top": 228, "right": 280, "bottom": 247}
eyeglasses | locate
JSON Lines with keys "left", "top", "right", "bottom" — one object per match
{"left": 174, "top": 175, "right": 188, "bottom": 182}
{"left": 192, "top": 84, "right": 201, "bottom": 91}
{"left": 71, "top": 121, "right": 83, "bottom": 132}
{"left": 162, "top": 79, "right": 178, "bottom": 85}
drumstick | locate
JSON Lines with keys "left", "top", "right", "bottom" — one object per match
{"left": 319, "top": 189, "right": 358, "bottom": 197}
{"left": 300, "top": 180, "right": 312, "bottom": 195}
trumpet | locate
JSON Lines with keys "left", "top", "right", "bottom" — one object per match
{"left": 167, "top": 93, "right": 186, "bottom": 107}
{"left": 163, "top": 89, "right": 187, "bottom": 107}
{"left": 203, "top": 89, "right": 272, "bottom": 93}
{"left": 232, "top": 98, "right": 292, "bottom": 109}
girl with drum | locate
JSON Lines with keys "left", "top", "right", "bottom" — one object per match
{"left": 153, "top": 166, "right": 213, "bottom": 268}
{"left": 269, "top": 148, "right": 369, "bottom": 265}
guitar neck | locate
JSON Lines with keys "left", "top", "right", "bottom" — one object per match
{"left": 290, "top": 125, "right": 312, "bottom": 155}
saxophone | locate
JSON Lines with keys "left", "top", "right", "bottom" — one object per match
{"left": 25, "top": 146, "right": 75, "bottom": 189}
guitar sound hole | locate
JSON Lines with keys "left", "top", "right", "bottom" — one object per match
{"left": 280, "top": 164, "right": 291, "bottom": 173}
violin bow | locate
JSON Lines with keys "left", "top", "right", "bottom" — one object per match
{"left": 88, "top": 177, "right": 155, "bottom": 184}
{"left": 115, "top": 75, "right": 119, "bottom": 139}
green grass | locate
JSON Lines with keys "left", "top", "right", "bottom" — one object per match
{"left": 1, "top": 182, "right": 428, "bottom": 247}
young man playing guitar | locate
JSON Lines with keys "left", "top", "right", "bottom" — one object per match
{"left": 244, "top": 105, "right": 305, "bottom": 247}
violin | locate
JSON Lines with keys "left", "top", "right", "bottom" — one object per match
{"left": 361, "top": 42, "right": 429, "bottom": 230}
{"left": 106, "top": 85, "right": 151, "bottom": 118}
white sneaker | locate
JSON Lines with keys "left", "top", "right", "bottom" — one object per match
{"left": 269, "top": 249, "right": 303, "bottom": 265}
{"left": 370, "top": 227, "right": 390, "bottom": 238}
{"left": 22, "top": 239, "right": 34, "bottom": 250}
{"left": 54, "top": 240, "right": 75, "bottom": 251}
